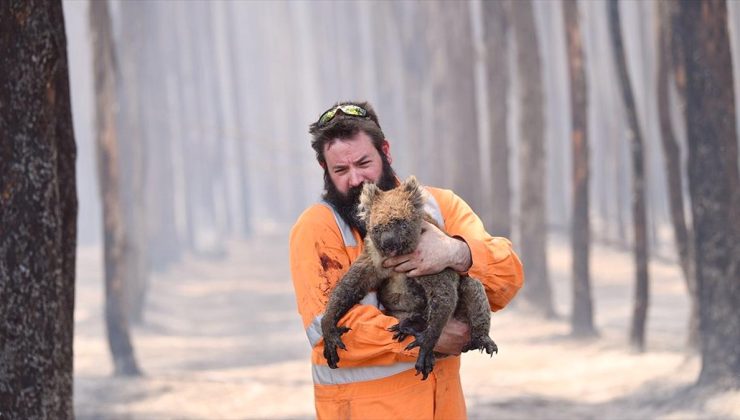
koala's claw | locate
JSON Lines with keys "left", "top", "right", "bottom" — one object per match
{"left": 323, "top": 326, "right": 351, "bottom": 369}
{"left": 415, "top": 346, "right": 436, "bottom": 380}
{"left": 405, "top": 340, "right": 420, "bottom": 351}
{"left": 462, "top": 335, "right": 498, "bottom": 356}
{"left": 389, "top": 323, "right": 416, "bottom": 342}
{"left": 388, "top": 324, "right": 406, "bottom": 341}
{"left": 390, "top": 315, "right": 428, "bottom": 343}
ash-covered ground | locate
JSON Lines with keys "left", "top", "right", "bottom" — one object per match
{"left": 74, "top": 233, "right": 740, "bottom": 419}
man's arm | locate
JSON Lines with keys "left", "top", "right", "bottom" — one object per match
{"left": 435, "top": 189, "right": 524, "bottom": 312}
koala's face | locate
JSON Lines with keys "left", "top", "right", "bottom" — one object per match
{"left": 369, "top": 214, "right": 423, "bottom": 257}
{"left": 358, "top": 176, "right": 425, "bottom": 257}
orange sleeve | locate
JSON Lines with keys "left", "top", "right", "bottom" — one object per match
{"left": 289, "top": 205, "right": 418, "bottom": 368}
{"left": 430, "top": 189, "right": 525, "bottom": 312}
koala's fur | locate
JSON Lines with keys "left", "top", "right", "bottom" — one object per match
{"left": 321, "top": 176, "right": 497, "bottom": 380}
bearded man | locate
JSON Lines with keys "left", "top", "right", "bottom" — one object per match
{"left": 289, "top": 101, "right": 524, "bottom": 419}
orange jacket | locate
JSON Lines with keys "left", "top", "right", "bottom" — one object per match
{"left": 290, "top": 186, "right": 524, "bottom": 419}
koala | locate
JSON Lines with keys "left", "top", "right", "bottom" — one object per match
{"left": 321, "top": 176, "right": 497, "bottom": 380}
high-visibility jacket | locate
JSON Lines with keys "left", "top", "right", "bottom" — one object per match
{"left": 289, "top": 186, "right": 524, "bottom": 419}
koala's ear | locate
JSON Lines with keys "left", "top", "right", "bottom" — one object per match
{"left": 403, "top": 176, "right": 424, "bottom": 210}
{"left": 358, "top": 182, "right": 381, "bottom": 221}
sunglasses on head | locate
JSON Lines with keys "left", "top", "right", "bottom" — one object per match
{"left": 317, "top": 104, "right": 368, "bottom": 127}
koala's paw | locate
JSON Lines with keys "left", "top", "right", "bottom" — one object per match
{"left": 462, "top": 335, "right": 498, "bottom": 356}
{"left": 414, "top": 345, "right": 436, "bottom": 380}
{"left": 387, "top": 323, "right": 409, "bottom": 342}
{"left": 388, "top": 315, "right": 427, "bottom": 342}
{"left": 323, "top": 326, "right": 351, "bottom": 369}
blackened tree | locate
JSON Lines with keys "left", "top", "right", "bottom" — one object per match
{"left": 89, "top": 0, "right": 142, "bottom": 376}
{"left": 482, "top": 0, "right": 512, "bottom": 236}
{"left": 0, "top": 0, "right": 77, "bottom": 416}
{"left": 677, "top": 0, "right": 740, "bottom": 387}
{"left": 510, "top": 0, "right": 555, "bottom": 318}
{"left": 656, "top": 0, "right": 698, "bottom": 350}
{"left": 563, "top": 0, "right": 597, "bottom": 337}
{"left": 607, "top": 0, "right": 650, "bottom": 352}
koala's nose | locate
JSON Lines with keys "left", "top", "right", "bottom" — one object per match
{"left": 380, "top": 231, "right": 399, "bottom": 255}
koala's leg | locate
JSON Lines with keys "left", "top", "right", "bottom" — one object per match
{"left": 455, "top": 276, "right": 498, "bottom": 355}
{"left": 321, "top": 257, "right": 382, "bottom": 369}
{"left": 406, "top": 270, "right": 459, "bottom": 380}
{"left": 386, "top": 279, "right": 428, "bottom": 342}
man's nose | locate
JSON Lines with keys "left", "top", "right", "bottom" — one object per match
{"left": 348, "top": 169, "right": 364, "bottom": 187}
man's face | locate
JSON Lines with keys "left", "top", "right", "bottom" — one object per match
{"left": 322, "top": 131, "right": 396, "bottom": 237}
{"left": 323, "top": 130, "right": 389, "bottom": 195}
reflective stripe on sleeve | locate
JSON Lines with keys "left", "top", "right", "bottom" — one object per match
{"left": 319, "top": 200, "right": 357, "bottom": 247}
{"left": 305, "top": 292, "right": 381, "bottom": 348}
{"left": 312, "top": 362, "right": 416, "bottom": 385}
{"left": 306, "top": 314, "right": 324, "bottom": 348}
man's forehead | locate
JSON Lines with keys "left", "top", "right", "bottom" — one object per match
{"left": 324, "top": 132, "right": 372, "bottom": 150}
{"left": 324, "top": 137, "right": 376, "bottom": 159}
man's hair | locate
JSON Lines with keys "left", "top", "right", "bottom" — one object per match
{"left": 308, "top": 101, "right": 386, "bottom": 166}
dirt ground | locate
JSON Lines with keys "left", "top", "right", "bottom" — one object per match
{"left": 73, "top": 232, "right": 740, "bottom": 419}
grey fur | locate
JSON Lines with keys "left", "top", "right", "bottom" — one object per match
{"left": 321, "top": 177, "right": 497, "bottom": 380}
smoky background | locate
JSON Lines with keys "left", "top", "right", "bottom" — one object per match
{"left": 58, "top": 0, "right": 740, "bottom": 418}
{"left": 66, "top": 0, "right": 740, "bottom": 251}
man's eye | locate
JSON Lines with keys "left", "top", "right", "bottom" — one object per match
{"left": 335, "top": 168, "right": 347, "bottom": 174}
{"left": 359, "top": 161, "right": 370, "bottom": 167}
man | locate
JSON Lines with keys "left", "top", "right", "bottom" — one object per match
{"left": 289, "top": 101, "right": 524, "bottom": 419}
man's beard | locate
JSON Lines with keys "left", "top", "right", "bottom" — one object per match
{"left": 323, "top": 156, "right": 397, "bottom": 239}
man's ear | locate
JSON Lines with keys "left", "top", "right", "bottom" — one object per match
{"left": 403, "top": 176, "right": 424, "bottom": 210}
{"left": 358, "top": 183, "right": 381, "bottom": 222}
{"left": 381, "top": 140, "right": 392, "bottom": 165}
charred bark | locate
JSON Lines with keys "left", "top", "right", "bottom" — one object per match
{"left": 510, "top": 0, "right": 555, "bottom": 318}
{"left": 563, "top": 0, "right": 597, "bottom": 337}
{"left": 656, "top": 0, "right": 698, "bottom": 350}
{"left": 482, "top": 0, "right": 512, "bottom": 236}
{"left": 89, "top": 0, "right": 142, "bottom": 376}
{"left": 608, "top": 0, "right": 650, "bottom": 352}
{"left": 677, "top": 0, "right": 740, "bottom": 388}
{"left": 118, "top": 0, "right": 151, "bottom": 324}
{"left": 0, "top": 0, "right": 77, "bottom": 416}
{"left": 446, "top": 2, "right": 482, "bottom": 213}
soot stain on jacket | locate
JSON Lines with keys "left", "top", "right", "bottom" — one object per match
{"left": 315, "top": 241, "right": 344, "bottom": 303}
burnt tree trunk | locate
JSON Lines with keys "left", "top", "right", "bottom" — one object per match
{"left": 608, "top": 0, "right": 650, "bottom": 352}
{"left": 677, "top": 0, "right": 740, "bottom": 388}
{"left": 511, "top": 0, "right": 555, "bottom": 318}
{"left": 118, "top": 0, "right": 150, "bottom": 324}
{"left": 144, "top": 1, "right": 181, "bottom": 272}
{"left": 447, "top": 2, "right": 482, "bottom": 212}
{"left": 225, "top": 0, "right": 253, "bottom": 239}
{"left": 563, "top": 0, "right": 596, "bottom": 337}
{"left": 426, "top": 2, "right": 450, "bottom": 188}
{"left": 0, "top": 0, "right": 77, "bottom": 416}
{"left": 657, "top": 0, "right": 698, "bottom": 350}
{"left": 89, "top": 0, "right": 141, "bottom": 376}
{"left": 482, "top": 0, "right": 511, "bottom": 236}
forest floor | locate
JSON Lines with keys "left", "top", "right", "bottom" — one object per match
{"left": 74, "top": 232, "right": 740, "bottom": 419}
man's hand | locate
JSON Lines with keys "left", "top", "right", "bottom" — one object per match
{"left": 433, "top": 318, "right": 470, "bottom": 355}
{"left": 382, "top": 221, "right": 472, "bottom": 277}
